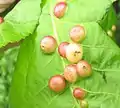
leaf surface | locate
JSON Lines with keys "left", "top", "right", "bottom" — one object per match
{"left": 10, "top": 0, "right": 120, "bottom": 108}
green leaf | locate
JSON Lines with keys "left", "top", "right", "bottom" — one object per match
{"left": 0, "top": 0, "right": 41, "bottom": 48}
{"left": 10, "top": 0, "right": 119, "bottom": 108}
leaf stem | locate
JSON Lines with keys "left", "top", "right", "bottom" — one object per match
{"left": 50, "top": 3, "right": 66, "bottom": 68}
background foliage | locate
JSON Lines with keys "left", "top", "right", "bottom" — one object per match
{"left": 0, "top": 47, "right": 18, "bottom": 108}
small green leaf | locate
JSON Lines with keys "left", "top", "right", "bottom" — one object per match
{"left": 0, "top": 0, "right": 42, "bottom": 48}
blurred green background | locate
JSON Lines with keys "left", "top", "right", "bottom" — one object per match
{"left": 0, "top": 47, "right": 19, "bottom": 108}
{"left": 0, "top": 1, "right": 119, "bottom": 108}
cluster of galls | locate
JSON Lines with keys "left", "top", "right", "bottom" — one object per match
{"left": 40, "top": 1, "right": 92, "bottom": 108}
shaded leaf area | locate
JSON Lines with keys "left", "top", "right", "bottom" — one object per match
{"left": 115, "top": 0, "right": 120, "bottom": 46}
{"left": 0, "top": 0, "right": 41, "bottom": 48}
{"left": 99, "top": 6, "right": 117, "bottom": 32}
{"left": 10, "top": 0, "right": 120, "bottom": 108}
